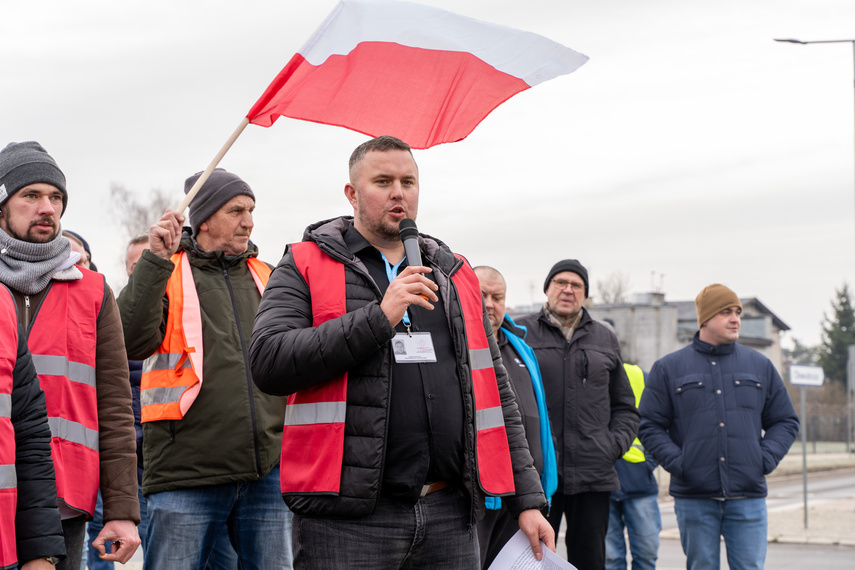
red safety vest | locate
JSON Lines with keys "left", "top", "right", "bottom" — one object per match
{"left": 28, "top": 271, "right": 104, "bottom": 517}
{"left": 140, "top": 252, "right": 271, "bottom": 423}
{"left": 281, "top": 242, "right": 515, "bottom": 496}
{"left": 0, "top": 288, "right": 18, "bottom": 567}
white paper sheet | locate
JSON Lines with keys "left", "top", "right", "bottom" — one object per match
{"left": 487, "top": 529, "right": 578, "bottom": 570}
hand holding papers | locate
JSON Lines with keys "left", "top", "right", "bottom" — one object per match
{"left": 488, "top": 530, "right": 578, "bottom": 570}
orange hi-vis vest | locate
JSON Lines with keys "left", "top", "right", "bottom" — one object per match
{"left": 281, "top": 242, "right": 515, "bottom": 496}
{"left": 141, "top": 252, "right": 271, "bottom": 423}
{"left": 28, "top": 271, "right": 104, "bottom": 518}
{"left": 0, "top": 288, "right": 18, "bottom": 568}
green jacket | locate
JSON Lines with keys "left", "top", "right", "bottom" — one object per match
{"left": 118, "top": 236, "right": 284, "bottom": 495}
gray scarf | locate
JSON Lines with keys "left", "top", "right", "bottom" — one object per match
{"left": 0, "top": 225, "right": 81, "bottom": 294}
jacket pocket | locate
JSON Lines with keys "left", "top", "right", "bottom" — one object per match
{"left": 673, "top": 375, "right": 709, "bottom": 419}
{"left": 733, "top": 374, "right": 762, "bottom": 409}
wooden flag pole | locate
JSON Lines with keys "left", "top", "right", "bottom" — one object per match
{"left": 176, "top": 117, "right": 251, "bottom": 214}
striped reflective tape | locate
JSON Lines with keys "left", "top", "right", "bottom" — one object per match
{"left": 284, "top": 401, "right": 346, "bottom": 426}
{"left": 143, "top": 352, "right": 193, "bottom": 374}
{"left": 33, "top": 354, "right": 96, "bottom": 388}
{"left": 476, "top": 406, "right": 505, "bottom": 431}
{"left": 48, "top": 417, "right": 99, "bottom": 452}
{"left": 141, "top": 386, "right": 188, "bottom": 407}
{"left": 0, "top": 394, "right": 10, "bottom": 418}
{"left": 0, "top": 465, "right": 16, "bottom": 489}
{"left": 469, "top": 348, "right": 493, "bottom": 370}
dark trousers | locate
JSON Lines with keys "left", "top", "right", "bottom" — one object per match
{"left": 292, "top": 486, "right": 479, "bottom": 570}
{"left": 56, "top": 516, "right": 86, "bottom": 570}
{"left": 548, "top": 491, "right": 611, "bottom": 570}
{"left": 477, "top": 505, "right": 518, "bottom": 569}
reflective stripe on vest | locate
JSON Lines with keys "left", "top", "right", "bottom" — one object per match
{"left": 140, "top": 252, "right": 270, "bottom": 423}
{"left": 27, "top": 272, "right": 103, "bottom": 518}
{"left": 280, "top": 242, "right": 515, "bottom": 496}
{"left": 280, "top": 242, "right": 347, "bottom": 494}
{"left": 0, "top": 287, "right": 18, "bottom": 566}
{"left": 452, "top": 257, "right": 515, "bottom": 496}
{"left": 622, "top": 363, "right": 646, "bottom": 463}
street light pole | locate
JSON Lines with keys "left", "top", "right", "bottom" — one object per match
{"left": 776, "top": 38, "right": 855, "bottom": 454}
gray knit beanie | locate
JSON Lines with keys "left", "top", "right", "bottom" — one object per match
{"left": 0, "top": 141, "right": 68, "bottom": 215}
{"left": 184, "top": 168, "right": 255, "bottom": 237}
{"left": 543, "top": 259, "right": 589, "bottom": 297}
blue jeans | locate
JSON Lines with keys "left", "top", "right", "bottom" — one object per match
{"left": 605, "top": 494, "right": 661, "bottom": 570}
{"left": 674, "top": 497, "right": 767, "bottom": 570}
{"left": 85, "top": 488, "right": 150, "bottom": 569}
{"left": 144, "top": 465, "right": 293, "bottom": 570}
{"left": 292, "top": 486, "right": 479, "bottom": 570}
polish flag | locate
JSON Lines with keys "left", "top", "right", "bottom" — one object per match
{"left": 246, "top": 0, "right": 589, "bottom": 149}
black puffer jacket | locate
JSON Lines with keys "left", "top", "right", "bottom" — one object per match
{"left": 517, "top": 308, "right": 639, "bottom": 494}
{"left": 7, "top": 309, "right": 65, "bottom": 562}
{"left": 250, "top": 217, "right": 546, "bottom": 521}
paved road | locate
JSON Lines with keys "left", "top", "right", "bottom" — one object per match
{"left": 609, "top": 468, "right": 855, "bottom": 569}
{"left": 118, "top": 469, "right": 855, "bottom": 569}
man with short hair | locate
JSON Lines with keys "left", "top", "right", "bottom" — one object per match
{"left": 125, "top": 234, "right": 148, "bottom": 276}
{"left": 0, "top": 141, "right": 140, "bottom": 569}
{"left": 639, "top": 284, "right": 799, "bottom": 570}
{"left": 250, "top": 135, "right": 553, "bottom": 569}
{"left": 118, "top": 168, "right": 292, "bottom": 569}
{"left": 517, "top": 259, "right": 639, "bottom": 570}
{"left": 474, "top": 265, "right": 557, "bottom": 569}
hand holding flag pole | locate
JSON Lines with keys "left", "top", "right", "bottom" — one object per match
{"left": 175, "top": 0, "right": 588, "bottom": 214}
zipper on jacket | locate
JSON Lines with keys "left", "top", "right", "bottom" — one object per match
{"left": 23, "top": 295, "right": 30, "bottom": 331}
{"left": 169, "top": 421, "right": 175, "bottom": 443}
{"left": 222, "top": 261, "right": 264, "bottom": 479}
{"left": 580, "top": 349, "right": 588, "bottom": 388}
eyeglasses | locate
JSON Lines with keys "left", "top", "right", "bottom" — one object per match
{"left": 551, "top": 279, "right": 584, "bottom": 292}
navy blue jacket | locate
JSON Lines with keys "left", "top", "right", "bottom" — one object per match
{"left": 638, "top": 333, "right": 799, "bottom": 499}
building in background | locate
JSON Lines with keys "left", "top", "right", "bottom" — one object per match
{"left": 510, "top": 292, "right": 789, "bottom": 374}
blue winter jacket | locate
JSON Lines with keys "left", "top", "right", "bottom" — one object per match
{"left": 638, "top": 333, "right": 799, "bottom": 499}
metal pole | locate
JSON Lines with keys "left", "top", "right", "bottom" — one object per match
{"left": 776, "top": 37, "right": 855, "bottom": 454}
{"left": 801, "top": 385, "right": 808, "bottom": 528}
{"left": 849, "top": 343, "right": 854, "bottom": 453}
{"left": 851, "top": 41, "right": 855, "bottom": 454}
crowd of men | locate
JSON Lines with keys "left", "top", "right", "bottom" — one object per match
{"left": 0, "top": 136, "right": 799, "bottom": 570}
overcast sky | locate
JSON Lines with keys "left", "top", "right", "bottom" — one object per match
{"left": 3, "top": 0, "right": 855, "bottom": 347}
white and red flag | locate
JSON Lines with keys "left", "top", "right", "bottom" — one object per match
{"left": 179, "top": 0, "right": 588, "bottom": 211}
{"left": 246, "top": 0, "right": 589, "bottom": 149}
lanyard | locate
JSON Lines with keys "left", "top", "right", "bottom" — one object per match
{"left": 382, "top": 254, "right": 411, "bottom": 327}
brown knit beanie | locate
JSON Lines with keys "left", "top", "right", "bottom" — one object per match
{"left": 695, "top": 284, "right": 742, "bottom": 328}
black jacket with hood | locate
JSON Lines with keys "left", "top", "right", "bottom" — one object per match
{"left": 250, "top": 217, "right": 546, "bottom": 521}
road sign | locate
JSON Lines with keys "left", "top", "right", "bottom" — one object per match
{"left": 790, "top": 365, "right": 825, "bottom": 386}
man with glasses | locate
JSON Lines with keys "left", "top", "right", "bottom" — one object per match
{"left": 518, "top": 259, "right": 639, "bottom": 570}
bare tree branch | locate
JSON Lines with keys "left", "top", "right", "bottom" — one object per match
{"left": 596, "top": 272, "right": 630, "bottom": 304}
{"left": 109, "top": 184, "right": 175, "bottom": 241}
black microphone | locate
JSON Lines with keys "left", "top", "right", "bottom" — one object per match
{"left": 398, "top": 218, "right": 422, "bottom": 269}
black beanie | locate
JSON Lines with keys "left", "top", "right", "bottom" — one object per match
{"left": 0, "top": 141, "right": 68, "bottom": 215}
{"left": 64, "top": 230, "right": 98, "bottom": 272}
{"left": 184, "top": 168, "right": 255, "bottom": 237}
{"left": 543, "top": 259, "right": 589, "bottom": 297}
